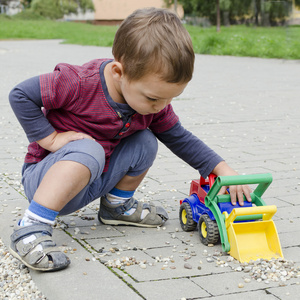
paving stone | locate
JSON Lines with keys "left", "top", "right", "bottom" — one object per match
{"left": 191, "top": 271, "right": 284, "bottom": 296}
{"left": 267, "top": 283, "right": 300, "bottom": 299}
{"left": 131, "top": 277, "right": 210, "bottom": 300}
{"left": 200, "top": 290, "right": 278, "bottom": 299}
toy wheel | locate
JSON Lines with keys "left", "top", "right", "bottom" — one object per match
{"left": 179, "top": 202, "right": 197, "bottom": 231}
{"left": 198, "top": 214, "right": 219, "bottom": 245}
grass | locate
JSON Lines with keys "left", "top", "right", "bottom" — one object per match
{"left": 187, "top": 25, "right": 300, "bottom": 59}
{"left": 0, "top": 15, "right": 117, "bottom": 47}
{"left": 1, "top": 14, "right": 300, "bottom": 59}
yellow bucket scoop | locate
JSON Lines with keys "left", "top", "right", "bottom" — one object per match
{"left": 225, "top": 205, "right": 283, "bottom": 263}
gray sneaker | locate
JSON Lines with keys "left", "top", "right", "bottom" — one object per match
{"left": 98, "top": 196, "right": 168, "bottom": 227}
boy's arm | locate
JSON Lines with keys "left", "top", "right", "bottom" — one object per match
{"left": 155, "top": 121, "right": 223, "bottom": 178}
{"left": 156, "top": 121, "right": 251, "bottom": 205}
{"left": 9, "top": 76, "right": 55, "bottom": 142}
{"left": 9, "top": 76, "right": 93, "bottom": 152}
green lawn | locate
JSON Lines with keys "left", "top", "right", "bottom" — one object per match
{"left": 0, "top": 17, "right": 117, "bottom": 47}
{"left": 1, "top": 15, "right": 300, "bottom": 59}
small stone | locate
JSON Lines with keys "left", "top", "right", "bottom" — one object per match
{"left": 238, "top": 283, "right": 244, "bottom": 288}
{"left": 184, "top": 263, "right": 192, "bottom": 269}
{"left": 74, "top": 228, "right": 80, "bottom": 235}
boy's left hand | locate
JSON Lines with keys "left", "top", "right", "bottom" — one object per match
{"left": 219, "top": 184, "right": 252, "bottom": 206}
{"left": 213, "top": 161, "right": 252, "bottom": 206}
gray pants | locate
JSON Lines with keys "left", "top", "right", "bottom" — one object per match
{"left": 22, "top": 130, "right": 158, "bottom": 215}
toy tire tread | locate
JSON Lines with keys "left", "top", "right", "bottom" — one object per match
{"left": 198, "top": 214, "right": 219, "bottom": 245}
{"left": 179, "top": 202, "right": 197, "bottom": 232}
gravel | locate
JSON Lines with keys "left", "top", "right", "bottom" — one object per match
{"left": 0, "top": 238, "right": 47, "bottom": 300}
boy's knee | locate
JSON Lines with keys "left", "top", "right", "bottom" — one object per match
{"left": 61, "top": 139, "right": 105, "bottom": 181}
{"left": 140, "top": 130, "right": 158, "bottom": 160}
{"left": 124, "top": 130, "right": 158, "bottom": 172}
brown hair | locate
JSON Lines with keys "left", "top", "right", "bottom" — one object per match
{"left": 112, "top": 7, "right": 195, "bottom": 83}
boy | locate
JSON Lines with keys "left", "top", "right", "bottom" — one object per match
{"left": 8, "top": 8, "right": 251, "bottom": 272}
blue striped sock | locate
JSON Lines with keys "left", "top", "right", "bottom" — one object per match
{"left": 20, "top": 200, "right": 59, "bottom": 226}
{"left": 105, "top": 188, "right": 135, "bottom": 205}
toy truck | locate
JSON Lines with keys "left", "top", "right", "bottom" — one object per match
{"left": 179, "top": 173, "right": 283, "bottom": 262}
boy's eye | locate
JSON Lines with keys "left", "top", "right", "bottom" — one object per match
{"left": 147, "top": 97, "right": 158, "bottom": 102}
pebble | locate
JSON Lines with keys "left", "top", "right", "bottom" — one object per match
{"left": 184, "top": 263, "right": 192, "bottom": 269}
{"left": 214, "top": 256, "right": 300, "bottom": 287}
{"left": 0, "top": 238, "right": 47, "bottom": 299}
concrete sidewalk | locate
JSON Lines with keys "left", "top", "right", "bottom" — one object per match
{"left": 0, "top": 40, "right": 300, "bottom": 300}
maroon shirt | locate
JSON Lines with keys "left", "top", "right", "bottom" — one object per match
{"left": 25, "top": 59, "right": 179, "bottom": 171}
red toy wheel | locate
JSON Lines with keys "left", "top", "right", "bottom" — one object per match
{"left": 179, "top": 202, "right": 197, "bottom": 231}
{"left": 198, "top": 214, "right": 219, "bottom": 245}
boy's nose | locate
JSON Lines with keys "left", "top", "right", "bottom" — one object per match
{"left": 154, "top": 99, "right": 172, "bottom": 112}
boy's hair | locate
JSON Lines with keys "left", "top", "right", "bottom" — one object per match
{"left": 112, "top": 7, "right": 195, "bottom": 84}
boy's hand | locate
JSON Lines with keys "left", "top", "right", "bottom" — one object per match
{"left": 212, "top": 161, "right": 252, "bottom": 206}
{"left": 219, "top": 184, "right": 252, "bottom": 206}
{"left": 37, "top": 131, "right": 95, "bottom": 152}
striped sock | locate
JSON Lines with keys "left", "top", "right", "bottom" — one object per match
{"left": 105, "top": 188, "right": 149, "bottom": 218}
{"left": 20, "top": 200, "right": 59, "bottom": 226}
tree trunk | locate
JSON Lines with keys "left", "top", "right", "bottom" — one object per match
{"left": 216, "top": 0, "right": 221, "bottom": 32}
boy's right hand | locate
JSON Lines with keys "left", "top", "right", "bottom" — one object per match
{"left": 37, "top": 131, "right": 95, "bottom": 152}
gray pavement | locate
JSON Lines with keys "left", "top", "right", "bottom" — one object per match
{"left": 0, "top": 40, "right": 300, "bottom": 300}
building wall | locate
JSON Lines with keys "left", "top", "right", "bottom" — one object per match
{"left": 65, "top": 0, "right": 183, "bottom": 24}
{"left": 93, "top": 0, "right": 183, "bottom": 20}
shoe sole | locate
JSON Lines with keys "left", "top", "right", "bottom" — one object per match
{"left": 9, "top": 247, "right": 70, "bottom": 272}
{"left": 99, "top": 217, "right": 163, "bottom": 228}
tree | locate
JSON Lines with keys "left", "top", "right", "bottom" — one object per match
{"left": 216, "top": 0, "right": 220, "bottom": 32}
{"left": 178, "top": 0, "right": 296, "bottom": 26}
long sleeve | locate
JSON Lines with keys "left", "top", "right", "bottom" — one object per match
{"left": 9, "top": 76, "right": 55, "bottom": 142}
{"left": 155, "top": 121, "right": 224, "bottom": 178}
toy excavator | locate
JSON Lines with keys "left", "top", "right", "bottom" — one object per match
{"left": 179, "top": 173, "right": 283, "bottom": 263}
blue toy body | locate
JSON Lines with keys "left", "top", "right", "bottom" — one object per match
{"left": 181, "top": 187, "right": 253, "bottom": 224}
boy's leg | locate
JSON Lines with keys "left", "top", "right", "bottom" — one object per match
{"left": 94, "top": 130, "right": 168, "bottom": 227}
{"left": 10, "top": 139, "right": 105, "bottom": 271}
{"left": 22, "top": 139, "right": 105, "bottom": 215}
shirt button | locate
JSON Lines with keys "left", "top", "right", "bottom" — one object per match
{"left": 125, "top": 123, "right": 130, "bottom": 128}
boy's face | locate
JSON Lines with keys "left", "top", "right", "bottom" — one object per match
{"left": 119, "top": 73, "right": 187, "bottom": 115}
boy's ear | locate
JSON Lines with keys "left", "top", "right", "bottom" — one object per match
{"left": 111, "top": 62, "right": 124, "bottom": 80}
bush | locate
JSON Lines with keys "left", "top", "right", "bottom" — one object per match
{"left": 28, "top": 0, "right": 94, "bottom": 20}
{"left": 30, "top": 0, "right": 77, "bottom": 19}
{"left": 11, "top": 10, "right": 47, "bottom": 20}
